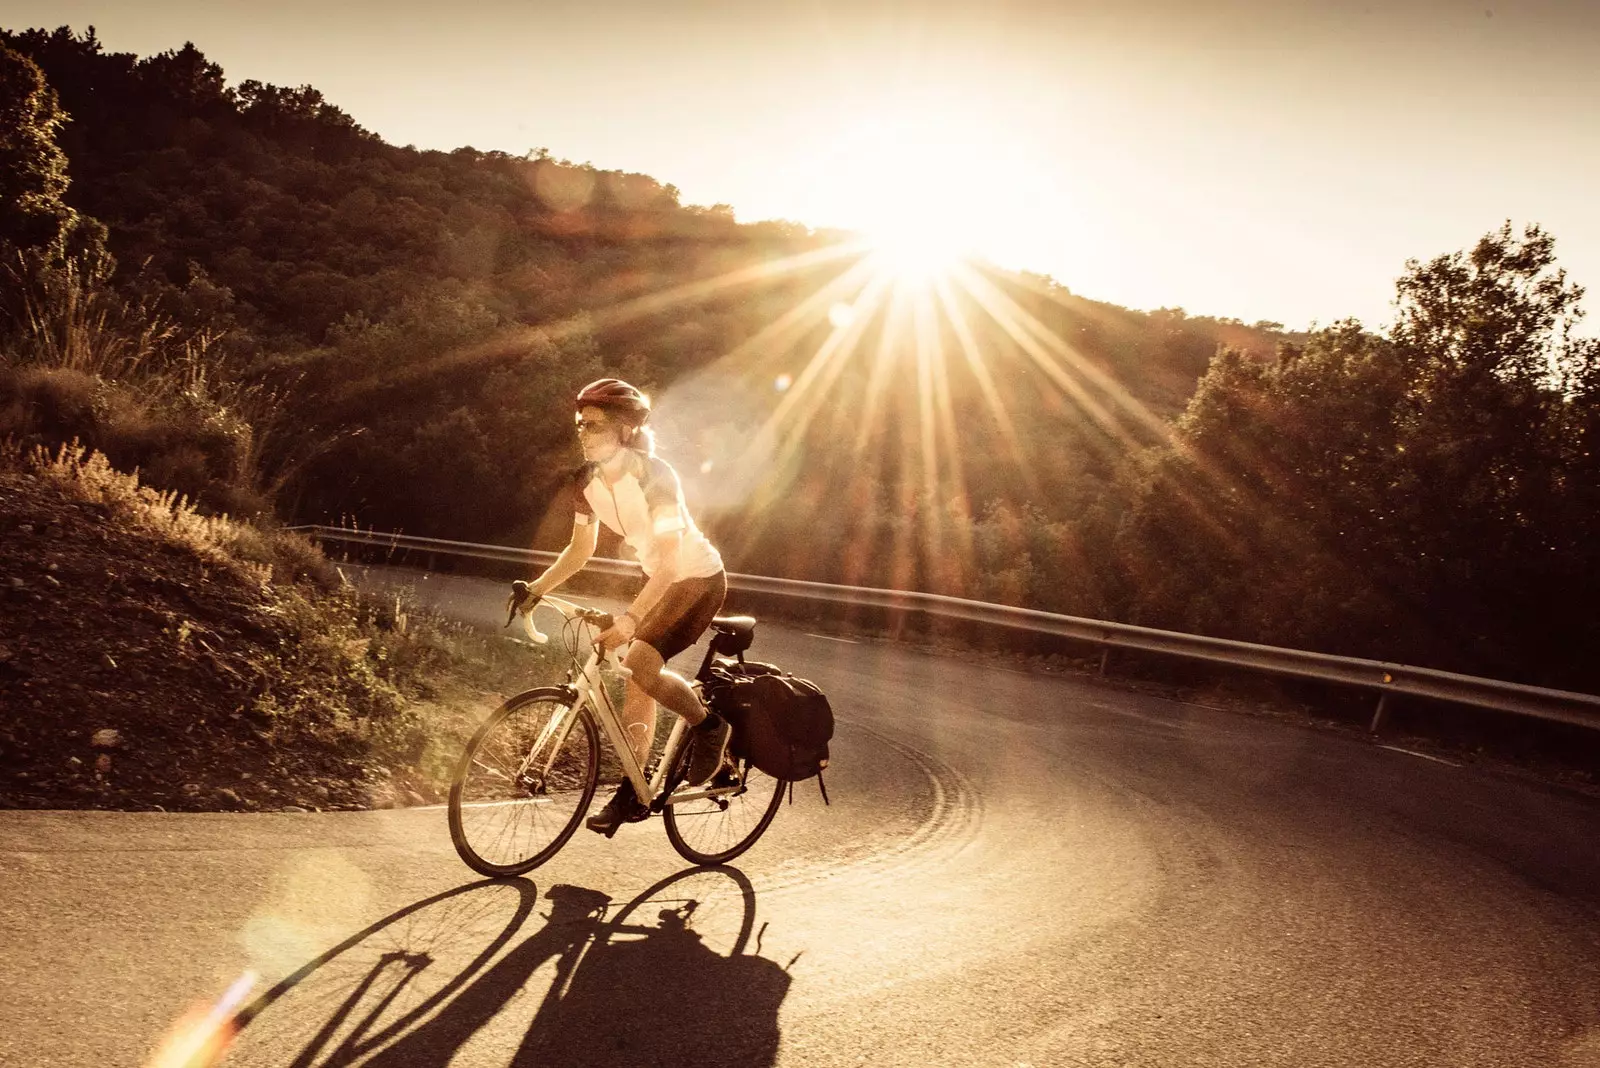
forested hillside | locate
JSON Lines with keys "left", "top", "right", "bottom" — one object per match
{"left": 4, "top": 25, "right": 1598, "bottom": 693}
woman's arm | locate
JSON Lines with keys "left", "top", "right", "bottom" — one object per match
{"left": 528, "top": 519, "right": 598, "bottom": 597}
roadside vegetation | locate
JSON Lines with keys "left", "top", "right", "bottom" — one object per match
{"left": 0, "top": 441, "right": 557, "bottom": 810}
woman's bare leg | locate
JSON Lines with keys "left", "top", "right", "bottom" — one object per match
{"left": 623, "top": 641, "right": 708, "bottom": 726}
{"left": 619, "top": 678, "right": 658, "bottom": 772}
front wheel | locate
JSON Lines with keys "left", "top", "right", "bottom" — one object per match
{"left": 662, "top": 747, "right": 785, "bottom": 866}
{"left": 449, "top": 688, "right": 599, "bottom": 876}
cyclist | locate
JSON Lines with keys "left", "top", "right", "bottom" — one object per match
{"left": 514, "top": 378, "right": 731, "bottom": 836}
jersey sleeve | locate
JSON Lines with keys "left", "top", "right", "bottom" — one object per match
{"left": 571, "top": 466, "right": 595, "bottom": 525}
{"left": 642, "top": 457, "right": 687, "bottom": 536}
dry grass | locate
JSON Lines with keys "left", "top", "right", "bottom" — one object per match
{"left": 0, "top": 248, "right": 566, "bottom": 807}
{"left": 31, "top": 440, "right": 275, "bottom": 585}
{"left": 0, "top": 249, "right": 310, "bottom": 520}
{"left": 4, "top": 250, "right": 190, "bottom": 383}
{"left": 5, "top": 442, "right": 564, "bottom": 803}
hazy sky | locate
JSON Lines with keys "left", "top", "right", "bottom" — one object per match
{"left": 5, "top": 0, "right": 1598, "bottom": 331}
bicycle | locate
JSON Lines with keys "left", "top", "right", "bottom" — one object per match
{"left": 447, "top": 587, "right": 787, "bottom": 875}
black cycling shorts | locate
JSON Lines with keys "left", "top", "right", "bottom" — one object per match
{"left": 634, "top": 571, "right": 727, "bottom": 662}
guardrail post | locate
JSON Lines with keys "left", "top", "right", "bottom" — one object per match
{"left": 1369, "top": 692, "right": 1390, "bottom": 734}
{"left": 1098, "top": 645, "right": 1112, "bottom": 676}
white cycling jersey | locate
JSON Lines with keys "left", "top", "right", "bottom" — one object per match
{"left": 572, "top": 450, "right": 723, "bottom": 580}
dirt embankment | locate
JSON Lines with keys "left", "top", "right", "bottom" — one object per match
{"left": 0, "top": 458, "right": 533, "bottom": 813}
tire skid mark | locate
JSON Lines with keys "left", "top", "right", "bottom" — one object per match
{"left": 754, "top": 720, "right": 984, "bottom": 897}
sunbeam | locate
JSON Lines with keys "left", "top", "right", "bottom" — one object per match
{"left": 931, "top": 274, "right": 1031, "bottom": 489}
{"left": 758, "top": 276, "right": 892, "bottom": 451}
{"left": 852, "top": 282, "right": 914, "bottom": 458}
{"left": 560, "top": 240, "right": 871, "bottom": 339}
{"left": 709, "top": 254, "right": 878, "bottom": 375}
{"left": 325, "top": 240, "right": 870, "bottom": 406}
{"left": 729, "top": 274, "right": 896, "bottom": 555}
{"left": 950, "top": 264, "right": 1143, "bottom": 452}
{"left": 953, "top": 262, "right": 1176, "bottom": 444}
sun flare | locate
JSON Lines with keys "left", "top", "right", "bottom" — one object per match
{"left": 798, "top": 100, "right": 1048, "bottom": 285}
{"left": 865, "top": 225, "right": 969, "bottom": 285}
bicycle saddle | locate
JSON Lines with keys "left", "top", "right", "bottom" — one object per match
{"left": 709, "top": 615, "right": 756, "bottom": 654}
{"left": 711, "top": 615, "right": 755, "bottom": 639}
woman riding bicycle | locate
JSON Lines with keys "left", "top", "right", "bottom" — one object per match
{"left": 516, "top": 378, "right": 731, "bottom": 836}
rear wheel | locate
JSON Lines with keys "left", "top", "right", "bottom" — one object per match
{"left": 449, "top": 688, "right": 599, "bottom": 876}
{"left": 662, "top": 746, "right": 784, "bottom": 865}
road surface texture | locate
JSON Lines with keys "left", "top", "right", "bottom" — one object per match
{"left": 3, "top": 567, "right": 1599, "bottom": 1067}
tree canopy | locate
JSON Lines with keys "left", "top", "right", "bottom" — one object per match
{"left": 1114, "top": 225, "right": 1600, "bottom": 687}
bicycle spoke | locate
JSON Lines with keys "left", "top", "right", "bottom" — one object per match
{"left": 470, "top": 758, "right": 513, "bottom": 783}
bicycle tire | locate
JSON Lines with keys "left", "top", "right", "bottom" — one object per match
{"left": 662, "top": 745, "right": 785, "bottom": 866}
{"left": 449, "top": 688, "right": 599, "bottom": 876}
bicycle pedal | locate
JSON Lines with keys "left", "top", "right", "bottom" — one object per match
{"left": 586, "top": 814, "right": 624, "bottom": 838}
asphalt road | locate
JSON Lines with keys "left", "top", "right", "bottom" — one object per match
{"left": 3, "top": 568, "right": 1599, "bottom": 1067}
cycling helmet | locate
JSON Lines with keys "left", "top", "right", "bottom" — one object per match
{"left": 574, "top": 378, "right": 650, "bottom": 420}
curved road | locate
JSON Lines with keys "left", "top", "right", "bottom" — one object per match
{"left": 3, "top": 569, "right": 1599, "bottom": 1067}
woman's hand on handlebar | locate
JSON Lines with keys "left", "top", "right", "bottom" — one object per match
{"left": 505, "top": 580, "right": 540, "bottom": 627}
{"left": 594, "top": 611, "right": 635, "bottom": 653}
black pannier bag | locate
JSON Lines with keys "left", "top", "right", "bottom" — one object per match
{"left": 715, "top": 661, "right": 833, "bottom": 784}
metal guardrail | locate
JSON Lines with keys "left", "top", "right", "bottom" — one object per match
{"left": 290, "top": 525, "right": 1600, "bottom": 734}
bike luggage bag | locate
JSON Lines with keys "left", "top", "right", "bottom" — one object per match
{"left": 720, "top": 668, "right": 833, "bottom": 781}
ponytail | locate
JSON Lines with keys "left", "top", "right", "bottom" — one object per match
{"left": 628, "top": 423, "right": 657, "bottom": 457}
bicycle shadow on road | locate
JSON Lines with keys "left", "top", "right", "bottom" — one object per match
{"left": 225, "top": 877, "right": 541, "bottom": 1065}
{"left": 227, "top": 867, "right": 792, "bottom": 1068}
{"left": 514, "top": 866, "right": 792, "bottom": 1068}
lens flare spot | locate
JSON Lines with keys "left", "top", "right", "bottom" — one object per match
{"left": 531, "top": 161, "right": 596, "bottom": 213}
{"left": 828, "top": 303, "right": 856, "bottom": 329}
{"left": 774, "top": 373, "right": 793, "bottom": 393}
{"left": 241, "top": 850, "right": 372, "bottom": 979}
{"left": 700, "top": 459, "right": 715, "bottom": 474}
{"left": 145, "top": 971, "right": 257, "bottom": 1068}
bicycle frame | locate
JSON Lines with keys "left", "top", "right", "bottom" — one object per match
{"left": 524, "top": 595, "right": 741, "bottom": 810}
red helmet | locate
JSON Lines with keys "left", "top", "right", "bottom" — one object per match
{"left": 575, "top": 378, "right": 650, "bottom": 420}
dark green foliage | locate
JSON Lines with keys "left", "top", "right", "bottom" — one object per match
{"left": 0, "top": 26, "right": 1272, "bottom": 556}
{"left": 1114, "top": 225, "right": 1600, "bottom": 689}
{"left": 0, "top": 43, "right": 103, "bottom": 261}
{"left": 0, "top": 44, "right": 70, "bottom": 251}
{"left": 1, "top": 25, "right": 813, "bottom": 352}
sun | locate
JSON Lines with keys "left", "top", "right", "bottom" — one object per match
{"left": 796, "top": 100, "right": 1044, "bottom": 285}
{"left": 864, "top": 217, "right": 971, "bottom": 285}
{"left": 837, "top": 114, "right": 986, "bottom": 283}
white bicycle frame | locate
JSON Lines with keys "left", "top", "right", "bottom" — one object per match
{"left": 519, "top": 594, "right": 740, "bottom": 809}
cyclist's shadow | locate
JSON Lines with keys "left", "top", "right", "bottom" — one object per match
{"left": 355, "top": 866, "right": 791, "bottom": 1068}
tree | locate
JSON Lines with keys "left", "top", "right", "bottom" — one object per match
{"left": 1393, "top": 222, "right": 1593, "bottom": 394}
{"left": 1114, "top": 224, "right": 1600, "bottom": 687}
{"left": 1384, "top": 223, "right": 1600, "bottom": 683}
{"left": 0, "top": 44, "right": 97, "bottom": 257}
{"left": 136, "top": 42, "right": 227, "bottom": 110}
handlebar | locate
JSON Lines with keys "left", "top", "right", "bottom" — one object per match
{"left": 505, "top": 581, "right": 614, "bottom": 644}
